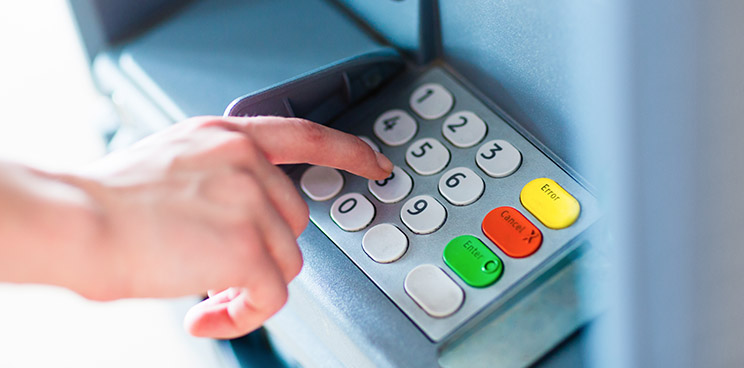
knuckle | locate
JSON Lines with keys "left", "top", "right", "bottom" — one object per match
{"left": 291, "top": 118, "right": 326, "bottom": 145}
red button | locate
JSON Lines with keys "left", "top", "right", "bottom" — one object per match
{"left": 482, "top": 206, "right": 542, "bottom": 258}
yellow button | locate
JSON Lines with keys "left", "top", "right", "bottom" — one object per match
{"left": 520, "top": 178, "right": 580, "bottom": 229}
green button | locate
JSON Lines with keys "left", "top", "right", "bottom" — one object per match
{"left": 443, "top": 235, "right": 503, "bottom": 287}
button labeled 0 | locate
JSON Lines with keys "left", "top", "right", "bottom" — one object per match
{"left": 482, "top": 207, "right": 542, "bottom": 258}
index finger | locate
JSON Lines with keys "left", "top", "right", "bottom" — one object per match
{"left": 214, "top": 116, "right": 393, "bottom": 180}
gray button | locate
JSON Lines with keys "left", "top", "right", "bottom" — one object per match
{"left": 410, "top": 83, "right": 454, "bottom": 120}
{"left": 400, "top": 195, "right": 447, "bottom": 235}
{"left": 405, "top": 264, "right": 464, "bottom": 318}
{"left": 373, "top": 109, "right": 417, "bottom": 146}
{"left": 438, "top": 167, "right": 485, "bottom": 206}
{"left": 405, "top": 138, "right": 451, "bottom": 176}
{"left": 330, "top": 193, "right": 375, "bottom": 232}
{"left": 300, "top": 166, "right": 344, "bottom": 201}
{"left": 368, "top": 166, "right": 413, "bottom": 204}
{"left": 476, "top": 139, "right": 522, "bottom": 178}
{"left": 442, "top": 111, "right": 488, "bottom": 148}
{"left": 362, "top": 224, "right": 408, "bottom": 263}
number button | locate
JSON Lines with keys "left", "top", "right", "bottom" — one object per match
{"left": 373, "top": 109, "right": 417, "bottom": 146}
{"left": 330, "top": 193, "right": 375, "bottom": 232}
{"left": 400, "top": 195, "right": 447, "bottom": 234}
{"left": 405, "top": 138, "right": 451, "bottom": 176}
{"left": 409, "top": 83, "right": 454, "bottom": 120}
{"left": 442, "top": 111, "right": 488, "bottom": 148}
{"left": 438, "top": 167, "right": 485, "bottom": 206}
{"left": 368, "top": 166, "right": 413, "bottom": 204}
{"left": 300, "top": 166, "right": 344, "bottom": 201}
{"left": 475, "top": 139, "right": 522, "bottom": 178}
{"left": 362, "top": 223, "right": 408, "bottom": 263}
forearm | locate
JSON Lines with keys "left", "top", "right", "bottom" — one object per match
{"left": 0, "top": 161, "right": 109, "bottom": 297}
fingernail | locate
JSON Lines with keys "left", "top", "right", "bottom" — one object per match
{"left": 375, "top": 151, "right": 394, "bottom": 173}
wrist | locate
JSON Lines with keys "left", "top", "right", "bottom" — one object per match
{"left": 0, "top": 163, "right": 121, "bottom": 300}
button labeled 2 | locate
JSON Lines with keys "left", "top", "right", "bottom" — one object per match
{"left": 520, "top": 178, "right": 580, "bottom": 229}
{"left": 482, "top": 206, "right": 542, "bottom": 258}
{"left": 444, "top": 235, "right": 503, "bottom": 287}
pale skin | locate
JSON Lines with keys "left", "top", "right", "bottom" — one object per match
{"left": 0, "top": 116, "right": 393, "bottom": 339}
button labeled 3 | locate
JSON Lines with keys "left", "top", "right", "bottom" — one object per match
{"left": 476, "top": 139, "right": 522, "bottom": 178}
{"left": 368, "top": 166, "right": 413, "bottom": 204}
{"left": 410, "top": 83, "right": 454, "bottom": 120}
{"left": 443, "top": 235, "right": 503, "bottom": 287}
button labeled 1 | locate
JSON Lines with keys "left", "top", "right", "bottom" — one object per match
{"left": 442, "top": 111, "right": 488, "bottom": 148}
{"left": 330, "top": 193, "right": 375, "bottom": 232}
{"left": 476, "top": 139, "right": 522, "bottom": 178}
{"left": 400, "top": 195, "right": 447, "bottom": 234}
{"left": 410, "top": 83, "right": 454, "bottom": 120}
{"left": 406, "top": 138, "right": 451, "bottom": 176}
{"left": 368, "top": 166, "right": 413, "bottom": 204}
{"left": 438, "top": 167, "right": 484, "bottom": 206}
{"left": 373, "top": 109, "right": 417, "bottom": 146}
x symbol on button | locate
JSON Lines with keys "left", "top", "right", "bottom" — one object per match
{"left": 523, "top": 230, "right": 538, "bottom": 243}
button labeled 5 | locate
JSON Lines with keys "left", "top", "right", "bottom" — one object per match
{"left": 406, "top": 138, "right": 451, "bottom": 175}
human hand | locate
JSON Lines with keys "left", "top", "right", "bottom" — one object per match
{"left": 73, "top": 116, "right": 392, "bottom": 338}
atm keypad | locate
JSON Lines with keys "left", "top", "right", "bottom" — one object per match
{"left": 295, "top": 67, "right": 596, "bottom": 342}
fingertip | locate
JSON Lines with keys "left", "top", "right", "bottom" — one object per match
{"left": 374, "top": 151, "right": 394, "bottom": 176}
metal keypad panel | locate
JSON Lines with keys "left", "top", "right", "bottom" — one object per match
{"left": 294, "top": 67, "right": 600, "bottom": 342}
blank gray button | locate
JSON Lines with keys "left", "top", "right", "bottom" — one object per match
{"left": 410, "top": 83, "right": 454, "bottom": 120}
{"left": 476, "top": 139, "right": 522, "bottom": 178}
{"left": 300, "top": 166, "right": 344, "bottom": 201}
{"left": 362, "top": 224, "right": 408, "bottom": 263}
{"left": 368, "top": 166, "right": 413, "bottom": 204}
{"left": 405, "top": 264, "right": 464, "bottom": 318}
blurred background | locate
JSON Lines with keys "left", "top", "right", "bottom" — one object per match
{"left": 0, "top": 2, "right": 222, "bottom": 367}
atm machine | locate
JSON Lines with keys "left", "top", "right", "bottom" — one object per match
{"left": 68, "top": 0, "right": 622, "bottom": 366}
